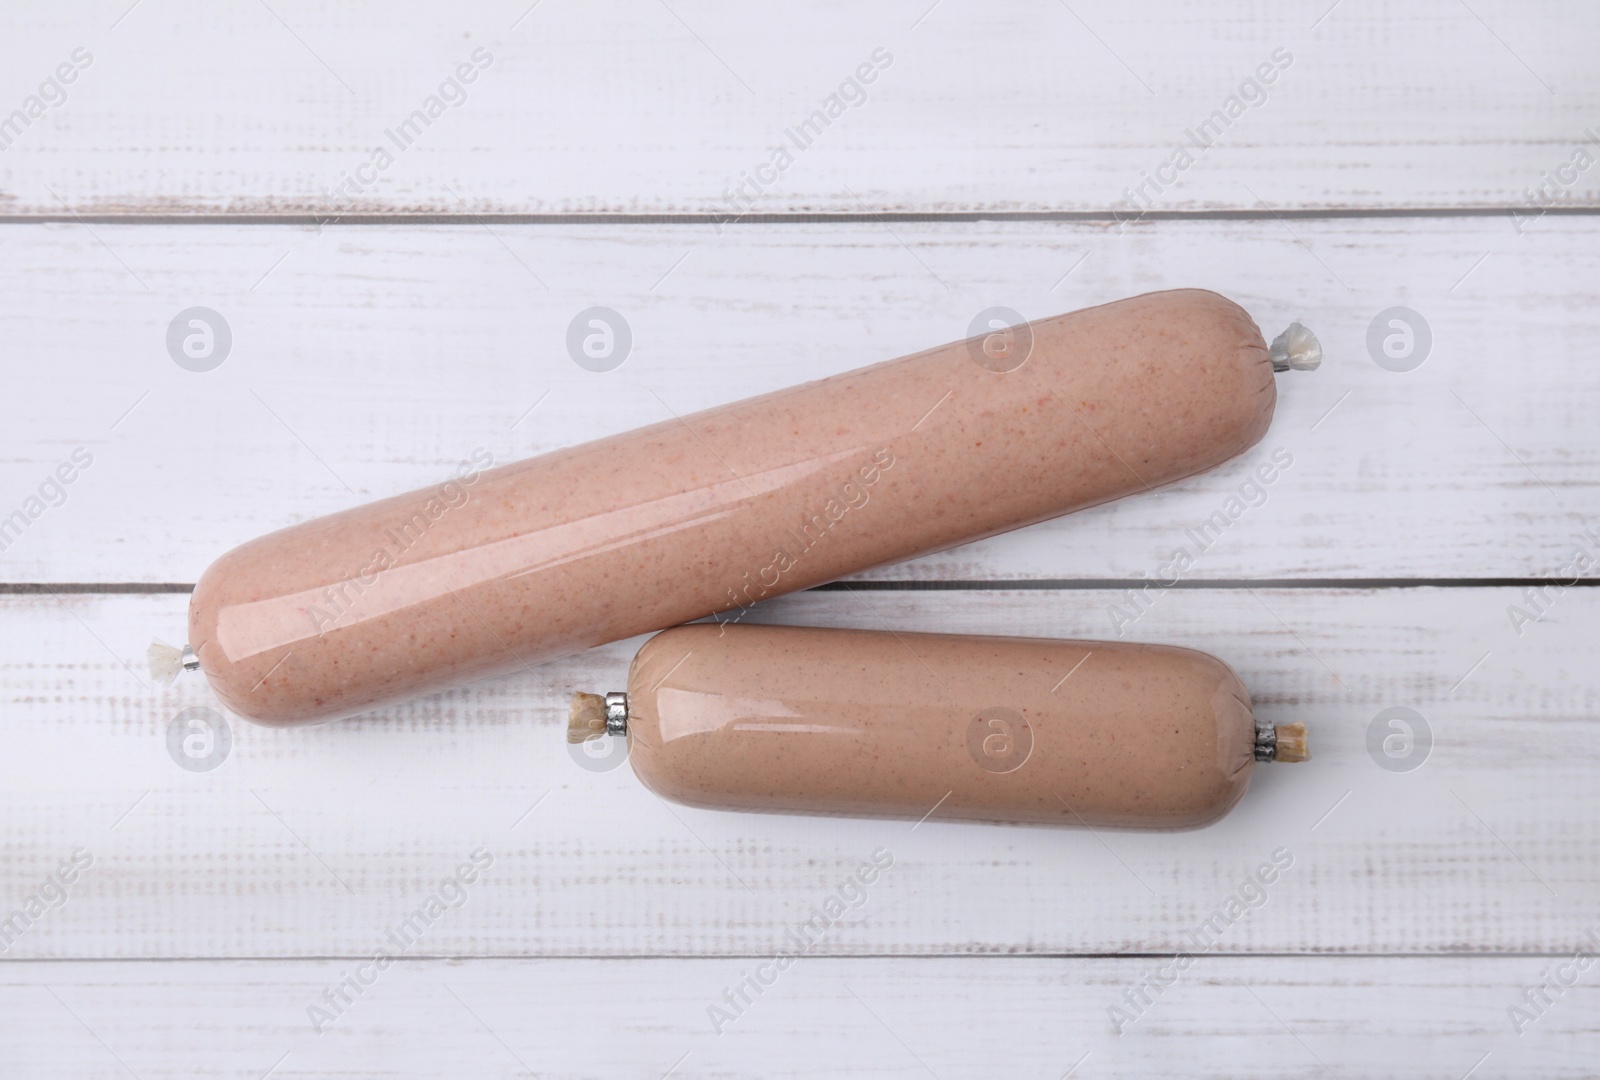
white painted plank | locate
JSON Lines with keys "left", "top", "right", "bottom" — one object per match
{"left": 1, "top": 217, "right": 1595, "bottom": 583}
{"left": 3, "top": 956, "right": 1596, "bottom": 1078}
{"left": 0, "top": 1, "right": 1595, "bottom": 215}
{"left": 2, "top": 586, "right": 1593, "bottom": 959}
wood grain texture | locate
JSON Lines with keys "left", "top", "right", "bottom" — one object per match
{"left": 3, "top": 957, "right": 1596, "bottom": 1078}
{"left": 2, "top": 217, "right": 1596, "bottom": 584}
{"left": 0, "top": 1, "right": 1595, "bottom": 215}
{"left": 2, "top": 587, "right": 1594, "bottom": 959}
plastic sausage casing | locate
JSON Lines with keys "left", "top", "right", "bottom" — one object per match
{"left": 186, "top": 289, "right": 1305, "bottom": 724}
{"left": 571, "top": 624, "right": 1308, "bottom": 830}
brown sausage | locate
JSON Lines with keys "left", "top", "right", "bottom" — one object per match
{"left": 189, "top": 289, "right": 1281, "bottom": 724}
{"left": 579, "top": 624, "right": 1306, "bottom": 830}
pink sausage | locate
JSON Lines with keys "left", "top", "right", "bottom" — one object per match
{"left": 576, "top": 624, "right": 1307, "bottom": 830}
{"left": 190, "top": 289, "right": 1285, "bottom": 724}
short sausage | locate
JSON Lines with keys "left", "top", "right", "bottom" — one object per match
{"left": 572, "top": 624, "right": 1307, "bottom": 830}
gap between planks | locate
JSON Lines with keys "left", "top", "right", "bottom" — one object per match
{"left": 3, "top": 579, "right": 1599, "bottom": 595}
{"left": 0, "top": 951, "right": 1589, "bottom": 964}
{"left": 2, "top": 207, "right": 1598, "bottom": 227}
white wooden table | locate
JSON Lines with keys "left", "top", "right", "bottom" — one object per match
{"left": 2, "top": 2, "right": 1597, "bottom": 1076}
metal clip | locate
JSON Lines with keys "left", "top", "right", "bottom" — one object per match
{"left": 605, "top": 692, "right": 629, "bottom": 736}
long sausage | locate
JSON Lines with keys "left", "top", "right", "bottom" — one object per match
{"left": 175, "top": 289, "right": 1316, "bottom": 724}
{"left": 570, "top": 624, "right": 1308, "bottom": 830}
